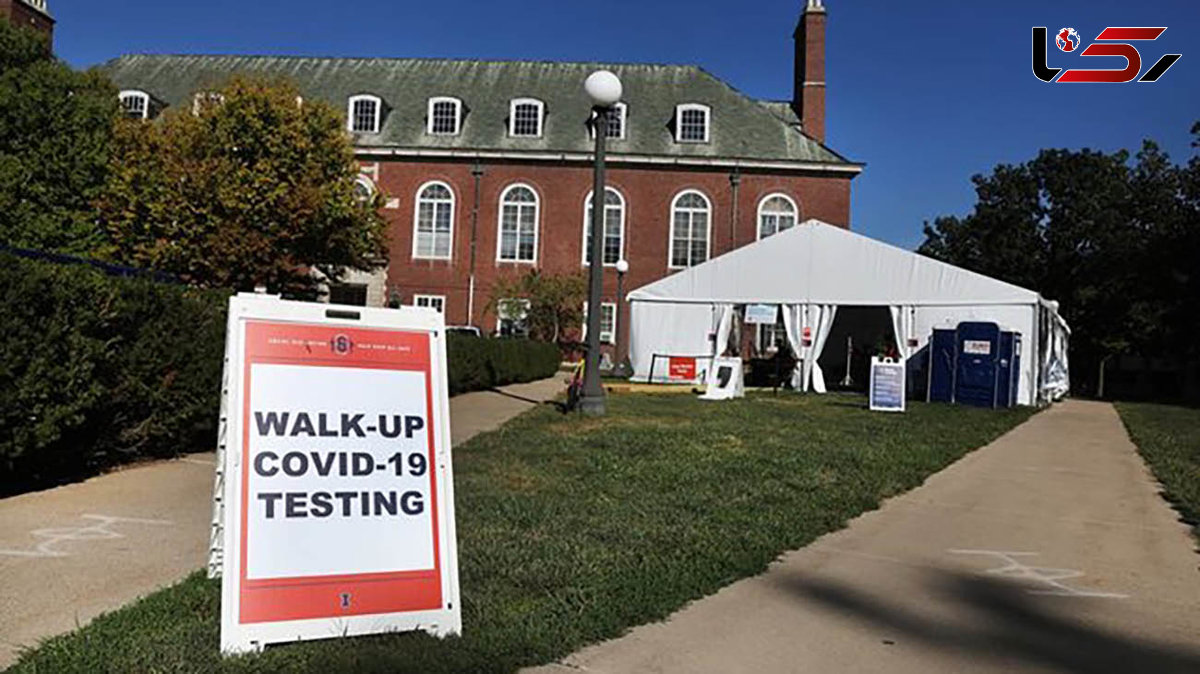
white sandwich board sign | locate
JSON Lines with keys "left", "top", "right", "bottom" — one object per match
{"left": 868, "top": 356, "right": 906, "bottom": 413}
{"left": 210, "top": 294, "right": 460, "bottom": 654}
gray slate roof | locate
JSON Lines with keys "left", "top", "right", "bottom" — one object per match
{"left": 101, "top": 54, "right": 858, "bottom": 169}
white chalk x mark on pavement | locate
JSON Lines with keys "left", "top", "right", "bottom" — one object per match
{"left": 0, "top": 514, "right": 172, "bottom": 558}
{"left": 949, "top": 549, "right": 1128, "bottom": 599}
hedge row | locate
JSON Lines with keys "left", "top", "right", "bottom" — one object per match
{"left": 446, "top": 333, "right": 562, "bottom": 395}
{"left": 0, "top": 254, "right": 563, "bottom": 494}
{"left": 0, "top": 253, "right": 227, "bottom": 494}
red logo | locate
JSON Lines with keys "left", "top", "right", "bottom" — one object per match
{"left": 1033, "top": 26, "right": 1182, "bottom": 83}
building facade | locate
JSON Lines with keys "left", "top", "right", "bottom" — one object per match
{"left": 104, "top": 0, "right": 860, "bottom": 361}
{"left": 0, "top": 0, "right": 54, "bottom": 46}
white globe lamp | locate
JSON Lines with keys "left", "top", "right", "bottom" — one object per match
{"left": 584, "top": 70, "right": 623, "bottom": 107}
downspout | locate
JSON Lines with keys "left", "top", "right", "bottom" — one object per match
{"left": 728, "top": 167, "right": 741, "bottom": 252}
{"left": 468, "top": 161, "right": 484, "bottom": 327}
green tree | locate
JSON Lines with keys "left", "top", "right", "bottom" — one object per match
{"left": 919, "top": 140, "right": 1200, "bottom": 398}
{"left": 488, "top": 269, "right": 587, "bottom": 346}
{"left": 0, "top": 22, "right": 117, "bottom": 253}
{"left": 97, "top": 76, "right": 387, "bottom": 297}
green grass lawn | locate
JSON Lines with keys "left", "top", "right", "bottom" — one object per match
{"left": 9, "top": 393, "right": 1034, "bottom": 674}
{"left": 1115, "top": 402, "right": 1200, "bottom": 538}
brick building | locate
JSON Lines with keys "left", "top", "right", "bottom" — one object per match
{"left": 0, "top": 0, "right": 53, "bottom": 46}
{"left": 104, "top": 0, "right": 861, "bottom": 360}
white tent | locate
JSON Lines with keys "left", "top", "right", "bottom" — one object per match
{"left": 626, "top": 219, "right": 1071, "bottom": 405}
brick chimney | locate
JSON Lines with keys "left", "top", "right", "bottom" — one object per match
{"left": 792, "top": 0, "right": 826, "bottom": 143}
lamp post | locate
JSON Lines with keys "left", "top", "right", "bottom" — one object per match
{"left": 614, "top": 258, "right": 630, "bottom": 377}
{"left": 580, "top": 70, "right": 622, "bottom": 416}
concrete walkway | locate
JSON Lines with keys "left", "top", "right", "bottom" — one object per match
{"left": 0, "top": 376, "right": 563, "bottom": 668}
{"left": 529, "top": 401, "right": 1200, "bottom": 674}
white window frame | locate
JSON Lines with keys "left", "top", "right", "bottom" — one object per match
{"left": 412, "top": 294, "right": 446, "bottom": 314}
{"left": 348, "top": 94, "right": 383, "bottom": 134}
{"left": 496, "top": 298, "right": 532, "bottom": 336}
{"left": 427, "top": 96, "right": 462, "bottom": 136}
{"left": 675, "top": 103, "right": 711, "bottom": 143}
{"left": 581, "top": 188, "right": 626, "bottom": 267}
{"left": 582, "top": 301, "right": 618, "bottom": 345}
{"left": 119, "top": 90, "right": 150, "bottom": 119}
{"left": 509, "top": 97, "right": 545, "bottom": 138}
{"left": 589, "top": 102, "right": 627, "bottom": 140}
{"left": 353, "top": 175, "right": 376, "bottom": 204}
{"left": 756, "top": 193, "right": 799, "bottom": 240}
{"left": 496, "top": 183, "right": 539, "bottom": 264}
{"left": 668, "top": 190, "right": 712, "bottom": 269}
{"left": 411, "top": 180, "right": 456, "bottom": 260}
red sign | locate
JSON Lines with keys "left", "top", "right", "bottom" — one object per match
{"left": 668, "top": 357, "right": 696, "bottom": 380}
{"left": 1033, "top": 26, "right": 1181, "bottom": 83}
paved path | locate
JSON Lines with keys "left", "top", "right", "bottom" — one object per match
{"left": 528, "top": 401, "right": 1200, "bottom": 674}
{"left": 0, "top": 376, "right": 563, "bottom": 668}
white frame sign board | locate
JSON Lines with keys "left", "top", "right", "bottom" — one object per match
{"left": 869, "top": 356, "right": 906, "bottom": 413}
{"left": 210, "top": 294, "right": 460, "bottom": 655}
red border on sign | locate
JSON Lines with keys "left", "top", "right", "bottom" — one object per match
{"left": 238, "top": 321, "right": 443, "bottom": 624}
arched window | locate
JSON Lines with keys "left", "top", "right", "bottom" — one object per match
{"left": 757, "top": 194, "right": 798, "bottom": 239}
{"left": 348, "top": 94, "right": 382, "bottom": 133}
{"left": 509, "top": 98, "right": 545, "bottom": 137}
{"left": 412, "top": 181, "right": 455, "bottom": 259}
{"left": 119, "top": 90, "right": 150, "bottom": 119}
{"left": 582, "top": 188, "right": 625, "bottom": 266}
{"left": 427, "top": 96, "right": 462, "bottom": 135}
{"left": 353, "top": 176, "right": 376, "bottom": 204}
{"left": 589, "top": 102, "right": 627, "bottom": 140}
{"left": 669, "top": 190, "right": 711, "bottom": 268}
{"left": 497, "top": 184, "right": 539, "bottom": 263}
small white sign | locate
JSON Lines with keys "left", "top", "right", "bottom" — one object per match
{"left": 744, "top": 304, "right": 778, "bottom": 325}
{"left": 963, "top": 340, "right": 992, "bottom": 355}
{"left": 869, "top": 356, "right": 906, "bottom": 412}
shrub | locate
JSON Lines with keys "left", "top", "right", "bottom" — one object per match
{"left": 0, "top": 252, "right": 227, "bottom": 493}
{"left": 446, "top": 334, "right": 561, "bottom": 396}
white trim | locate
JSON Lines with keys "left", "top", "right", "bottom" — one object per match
{"left": 582, "top": 301, "right": 618, "bottom": 345}
{"left": 427, "top": 96, "right": 462, "bottom": 136}
{"left": 581, "top": 187, "right": 626, "bottom": 268}
{"left": 589, "top": 102, "right": 627, "bottom": 141}
{"left": 412, "top": 180, "right": 456, "bottom": 261}
{"left": 495, "top": 298, "right": 532, "bottom": 335}
{"left": 675, "top": 103, "right": 711, "bottom": 143}
{"left": 496, "top": 183, "right": 539, "bottom": 264}
{"left": 509, "top": 98, "right": 545, "bottom": 138}
{"left": 667, "top": 189, "right": 712, "bottom": 269}
{"left": 348, "top": 94, "right": 383, "bottom": 134}
{"left": 352, "top": 148, "right": 863, "bottom": 174}
{"left": 412, "top": 294, "right": 446, "bottom": 313}
{"left": 353, "top": 175, "right": 376, "bottom": 204}
{"left": 119, "top": 90, "right": 150, "bottom": 119}
{"left": 756, "top": 193, "right": 799, "bottom": 240}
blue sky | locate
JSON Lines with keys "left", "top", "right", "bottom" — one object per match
{"left": 54, "top": 0, "right": 1199, "bottom": 249}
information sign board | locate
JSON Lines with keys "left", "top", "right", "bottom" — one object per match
{"left": 869, "top": 356, "right": 906, "bottom": 412}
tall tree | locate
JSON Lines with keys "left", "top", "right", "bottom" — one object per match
{"left": 0, "top": 22, "right": 117, "bottom": 253}
{"left": 97, "top": 76, "right": 388, "bottom": 297}
{"left": 919, "top": 140, "right": 1200, "bottom": 398}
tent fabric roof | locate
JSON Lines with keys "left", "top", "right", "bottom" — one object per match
{"left": 627, "top": 220, "right": 1042, "bottom": 306}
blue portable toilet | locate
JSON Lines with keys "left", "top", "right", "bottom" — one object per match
{"left": 927, "top": 329, "right": 956, "bottom": 403}
{"left": 955, "top": 322, "right": 1002, "bottom": 408}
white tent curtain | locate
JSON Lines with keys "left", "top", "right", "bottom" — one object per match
{"left": 705, "top": 304, "right": 735, "bottom": 389}
{"left": 782, "top": 304, "right": 805, "bottom": 389}
{"left": 889, "top": 305, "right": 916, "bottom": 359}
{"left": 804, "top": 304, "right": 838, "bottom": 393}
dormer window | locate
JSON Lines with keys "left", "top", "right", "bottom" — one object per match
{"left": 119, "top": 90, "right": 150, "bottom": 119}
{"left": 509, "top": 98, "right": 544, "bottom": 138}
{"left": 590, "top": 102, "right": 627, "bottom": 140}
{"left": 675, "top": 103, "right": 710, "bottom": 143}
{"left": 348, "top": 94, "right": 382, "bottom": 134}
{"left": 427, "top": 97, "right": 462, "bottom": 135}
{"left": 192, "top": 92, "right": 225, "bottom": 115}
